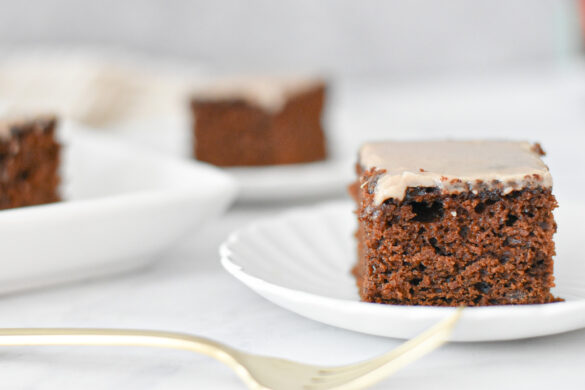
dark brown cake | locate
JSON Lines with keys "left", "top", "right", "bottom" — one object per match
{"left": 191, "top": 77, "right": 326, "bottom": 166}
{"left": 352, "top": 141, "right": 560, "bottom": 306}
{"left": 0, "top": 115, "right": 60, "bottom": 210}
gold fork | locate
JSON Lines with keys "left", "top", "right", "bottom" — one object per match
{"left": 0, "top": 308, "right": 462, "bottom": 390}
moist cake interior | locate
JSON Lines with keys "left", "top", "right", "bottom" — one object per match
{"left": 351, "top": 140, "right": 560, "bottom": 306}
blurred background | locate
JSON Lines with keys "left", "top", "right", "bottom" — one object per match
{"left": 0, "top": 0, "right": 581, "bottom": 77}
{"left": 1, "top": 3, "right": 584, "bottom": 388}
{"left": 0, "top": 0, "right": 584, "bottom": 200}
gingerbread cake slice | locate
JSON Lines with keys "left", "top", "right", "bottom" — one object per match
{"left": 351, "top": 140, "right": 559, "bottom": 306}
{"left": 0, "top": 115, "right": 60, "bottom": 210}
{"left": 191, "top": 77, "right": 327, "bottom": 166}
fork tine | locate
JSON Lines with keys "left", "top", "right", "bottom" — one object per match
{"left": 305, "top": 307, "right": 463, "bottom": 390}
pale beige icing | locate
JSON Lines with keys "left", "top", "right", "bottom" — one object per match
{"left": 359, "top": 140, "right": 552, "bottom": 205}
{"left": 192, "top": 76, "right": 323, "bottom": 112}
{"left": 0, "top": 121, "right": 11, "bottom": 138}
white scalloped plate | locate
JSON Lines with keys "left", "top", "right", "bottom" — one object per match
{"left": 220, "top": 201, "right": 585, "bottom": 341}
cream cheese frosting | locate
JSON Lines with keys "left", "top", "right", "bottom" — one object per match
{"left": 0, "top": 121, "right": 12, "bottom": 139}
{"left": 192, "top": 76, "right": 323, "bottom": 112}
{"left": 359, "top": 140, "right": 553, "bottom": 205}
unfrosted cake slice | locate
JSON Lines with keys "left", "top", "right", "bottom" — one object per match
{"left": 191, "top": 77, "right": 326, "bottom": 166}
{"left": 0, "top": 115, "right": 60, "bottom": 210}
{"left": 350, "top": 140, "right": 560, "bottom": 306}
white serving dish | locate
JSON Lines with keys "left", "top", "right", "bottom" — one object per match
{"left": 224, "top": 159, "right": 354, "bottom": 202}
{"left": 0, "top": 121, "right": 237, "bottom": 294}
{"left": 220, "top": 201, "right": 585, "bottom": 342}
{"left": 113, "top": 116, "right": 354, "bottom": 202}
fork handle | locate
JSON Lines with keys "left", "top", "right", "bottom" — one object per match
{"left": 0, "top": 328, "right": 241, "bottom": 369}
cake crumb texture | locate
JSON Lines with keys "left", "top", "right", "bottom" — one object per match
{"left": 352, "top": 166, "right": 560, "bottom": 306}
{"left": 191, "top": 81, "right": 326, "bottom": 166}
{"left": 0, "top": 116, "right": 60, "bottom": 210}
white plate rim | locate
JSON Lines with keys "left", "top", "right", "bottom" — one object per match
{"left": 223, "top": 158, "right": 354, "bottom": 202}
{"left": 220, "top": 200, "right": 585, "bottom": 342}
{"left": 106, "top": 115, "right": 352, "bottom": 202}
{"left": 0, "top": 127, "right": 238, "bottom": 219}
{"left": 0, "top": 123, "right": 239, "bottom": 294}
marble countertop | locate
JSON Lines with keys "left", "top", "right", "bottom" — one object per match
{"left": 1, "top": 203, "right": 584, "bottom": 389}
{"left": 1, "top": 62, "right": 585, "bottom": 389}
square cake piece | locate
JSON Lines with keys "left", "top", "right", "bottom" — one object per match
{"left": 351, "top": 141, "right": 559, "bottom": 306}
{"left": 191, "top": 77, "right": 327, "bottom": 166}
{"left": 0, "top": 115, "right": 60, "bottom": 210}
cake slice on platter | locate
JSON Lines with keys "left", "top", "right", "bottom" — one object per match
{"left": 350, "top": 140, "right": 559, "bottom": 306}
{"left": 191, "top": 76, "right": 327, "bottom": 167}
{"left": 0, "top": 115, "right": 60, "bottom": 210}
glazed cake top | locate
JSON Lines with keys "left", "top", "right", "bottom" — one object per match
{"left": 359, "top": 140, "right": 553, "bottom": 205}
{"left": 192, "top": 76, "right": 323, "bottom": 112}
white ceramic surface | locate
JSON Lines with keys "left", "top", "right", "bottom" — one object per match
{"left": 225, "top": 159, "right": 353, "bottom": 202}
{"left": 112, "top": 116, "right": 354, "bottom": 202}
{"left": 0, "top": 121, "right": 237, "bottom": 294}
{"left": 220, "top": 201, "right": 585, "bottom": 342}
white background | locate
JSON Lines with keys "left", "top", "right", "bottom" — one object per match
{"left": 0, "top": 0, "right": 580, "bottom": 77}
